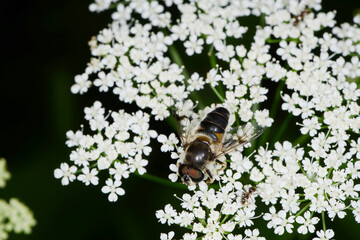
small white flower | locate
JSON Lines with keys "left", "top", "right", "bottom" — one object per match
{"left": 84, "top": 101, "right": 104, "bottom": 120}
{"left": 263, "top": 206, "right": 279, "bottom": 229}
{"left": 93, "top": 71, "right": 114, "bottom": 92}
{"left": 193, "top": 207, "right": 206, "bottom": 219}
{"left": 109, "top": 162, "right": 130, "bottom": 181}
{"left": 192, "top": 222, "right": 205, "bottom": 232}
{"left": 70, "top": 148, "right": 89, "bottom": 167}
{"left": 206, "top": 69, "right": 221, "bottom": 87}
{"left": 313, "top": 229, "right": 335, "bottom": 240}
{"left": 221, "top": 70, "right": 239, "bottom": 90}
{"left": 254, "top": 109, "right": 273, "bottom": 127}
{"left": 156, "top": 204, "right": 177, "bottom": 225}
{"left": 187, "top": 72, "right": 205, "bottom": 91}
{"left": 177, "top": 211, "right": 195, "bottom": 227}
{"left": 184, "top": 35, "right": 204, "bottom": 56}
{"left": 182, "top": 232, "right": 197, "bottom": 240}
{"left": 296, "top": 211, "right": 319, "bottom": 234}
{"left": 236, "top": 45, "right": 247, "bottom": 57}
{"left": 216, "top": 44, "right": 235, "bottom": 62}
{"left": 127, "top": 155, "right": 148, "bottom": 175}
{"left": 54, "top": 163, "right": 77, "bottom": 186}
{"left": 101, "top": 178, "right": 125, "bottom": 202}
{"left": 77, "top": 167, "right": 99, "bottom": 186}
{"left": 244, "top": 229, "right": 265, "bottom": 239}
{"left": 97, "top": 28, "right": 113, "bottom": 44}
{"left": 168, "top": 163, "right": 179, "bottom": 182}
{"left": 300, "top": 117, "right": 321, "bottom": 136}
{"left": 180, "top": 193, "right": 200, "bottom": 210}
{"left": 227, "top": 233, "right": 243, "bottom": 240}
{"left": 65, "top": 130, "right": 84, "bottom": 147}
{"left": 157, "top": 133, "right": 179, "bottom": 152}
{"left": 249, "top": 167, "right": 264, "bottom": 182}
{"left": 351, "top": 200, "right": 360, "bottom": 223}
{"left": 133, "top": 136, "right": 152, "bottom": 156}
{"left": 273, "top": 210, "right": 295, "bottom": 235}
{"left": 71, "top": 73, "right": 90, "bottom": 94}
{"left": 160, "top": 231, "right": 175, "bottom": 240}
{"left": 97, "top": 157, "right": 112, "bottom": 170}
{"left": 327, "top": 198, "right": 346, "bottom": 220}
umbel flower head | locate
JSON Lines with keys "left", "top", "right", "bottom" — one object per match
{"left": 0, "top": 158, "right": 36, "bottom": 239}
{"left": 55, "top": 0, "right": 360, "bottom": 239}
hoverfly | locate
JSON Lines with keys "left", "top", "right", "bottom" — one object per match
{"left": 174, "top": 106, "right": 263, "bottom": 185}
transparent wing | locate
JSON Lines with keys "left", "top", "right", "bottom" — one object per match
{"left": 214, "top": 123, "right": 264, "bottom": 159}
{"left": 170, "top": 101, "right": 199, "bottom": 147}
{"left": 171, "top": 109, "right": 189, "bottom": 147}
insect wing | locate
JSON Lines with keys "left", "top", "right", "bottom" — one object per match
{"left": 171, "top": 109, "right": 199, "bottom": 147}
{"left": 235, "top": 123, "right": 264, "bottom": 145}
{"left": 172, "top": 109, "right": 187, "bottom": 146}
{"left": 215, "top": 124, "right": 264, "bottom": 158}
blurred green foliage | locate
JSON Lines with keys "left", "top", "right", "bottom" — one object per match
{"left": 0, "top": 0, "right": 359, "bottom": 239}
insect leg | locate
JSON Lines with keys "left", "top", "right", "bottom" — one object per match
{"left": 215, "top": 159, "right": 227, "bottom": 172}
{"left": 205, "top": 169, "right": 214, "bottom": 184}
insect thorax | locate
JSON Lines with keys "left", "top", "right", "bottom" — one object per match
{"left": 184, "top": 137, "right": 212, "bottom": 169}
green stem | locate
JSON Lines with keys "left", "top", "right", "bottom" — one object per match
{"left": 294, "top": 134, "right": 310, "bottom": 146}
{"left": 207, "top": 46, "right": 225, "bottom": 103}
{"left": 298, "top": 160, "right": 310, "bottom": 180}
{"left": 270, "top": 80, "right": 286, "bottom": 119}
{"left": 260, "top": 80, "right": 287, "bottom": 146}
{"left": 134, "top": 172, "right": 187, "bottom": 190}
{"left": 168, "top": 45, "right": 204, "bottom": 109}
{"left": 260, "top": 14, "right": 266, "bottom": 27}
{"left": 165, "top": 114, "right": 178, "bottom": 133}
{"left": 322, "top": 211, "right": 327, "bottom": 232}
{"left": 228, "top": 214, "right": 237, "bottom": 222}
{"left": 248, "top": 77, "right": 263, "bottom": 151}
{"left": 295, "top": 201, "right": 311, "bottom": 217}
{"left": 208, "top": 47, "right": 217, "bottom": 68}
{"left": 220, "top": 215, "right": 229, "bottom": 224}
{"left": 169, "top": 45, "right": 189, "bottom": 79}
{"left": 210, "top": 85, "right": 225, "bottom": 102}
{"left": 273, "top": 114, "right": 293, "bottom": 143}
{"left": 326, "top": 167, "right": 333, "bottom": 179}
{"left": 265, "top": 38, "right": 281, "bottom": 43}
{"left": 199, "top": 218, "right": 207, "bottom": 226}
{"left": 108, "top": 1, "right": 124, "bottom": 10}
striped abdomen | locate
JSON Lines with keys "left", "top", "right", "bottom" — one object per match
{"left": 197, "top": 107, "right": 229, "bottom": 144}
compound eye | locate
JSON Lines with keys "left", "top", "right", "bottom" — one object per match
{"left": 178, "top": 164, "right": 204, "bottom": 183}
{"left": 187, "top": 168, "right": 204, "bottom": 183}
{"left": 178, "top": 164, "right": 188, "bottom": 177}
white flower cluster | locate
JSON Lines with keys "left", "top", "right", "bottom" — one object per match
{"left": 54, "top": 101, "right": 157, "bottom": 202}
{"left": 0, "top": 158, "right": 36, "bottom": 239}
{"left": 70, "top": 0, "right": 277, "bottom": 124}
{"left": 0, "top": 158, "right": 10, "bottom": 188}
{"left": 0, "top": 198, "right": 37, "bottom": 239}
{"left": 71, "top": 2, "right": 189, "bottom": 121}
{"left": 63, "top": 0, "right": 360, "bottom": 238}
{"left": 156, "top": 177, "right": 265, "bottom": 240}
{"left": 149, "top": 0, "right": 358, "bottom": 239}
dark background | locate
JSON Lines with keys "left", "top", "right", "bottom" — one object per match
{"left": 0, "top": 1, "right": 360, "bottom": 239}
